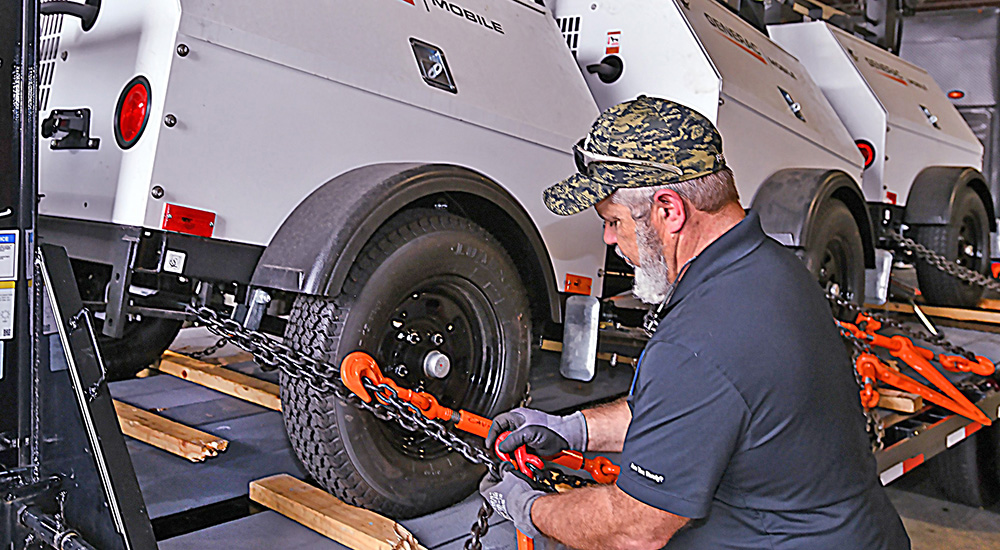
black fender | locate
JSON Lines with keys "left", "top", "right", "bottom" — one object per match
{"left": 750, "top": 168, "right": 875, "bottom": 268}
{"left": 251, "top": 163, "right": 563, "bottom": 322}
{"left": 903, "top": 167, "right": 996, "bottom": 231}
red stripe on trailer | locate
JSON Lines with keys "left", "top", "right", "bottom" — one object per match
{"left": 966, "top": 423, "right": 982, "bottom": 437}
{"left": 902, "top": 454, "right": 924, "bottom": 473}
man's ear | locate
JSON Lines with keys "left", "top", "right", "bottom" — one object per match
{"left": 651, "top": 188, "right": 686, "bottom": 234}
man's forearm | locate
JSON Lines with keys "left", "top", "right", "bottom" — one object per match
{"left": 531, "top": 484, "right": 686, "bottom": 550}
{"left": 582, "top": 397, "right": 631, "bottom": 452}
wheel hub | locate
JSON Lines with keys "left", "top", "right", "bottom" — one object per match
{"left": 423, "top": 350, "right": 451, "bottom": 379}
{"left": 372, "top": 277, "right": 502, "bottom": 460}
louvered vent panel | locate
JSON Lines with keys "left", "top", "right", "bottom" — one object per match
{"left": 556, "top": 16, "right": 581, "bottom": 58}
{"left": 39, "top": 4, "right": 64, "bottom": 111}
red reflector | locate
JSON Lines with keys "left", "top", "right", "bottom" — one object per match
{"left": 947, "top": 90, "right": 965, "bottom": 100}
{"left": 163, "top": 203, "right": 216, "bottom": 238}
{"left": 564, "top": 274, "right": 593, "bottom": 295}
{"left": 114, "top": 76, "right": 151, "bottom": 149}
{"left": 855, "top": 140, "right": 875, "bottom": 170}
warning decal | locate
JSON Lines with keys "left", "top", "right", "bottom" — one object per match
{"left": 606, "top": 30, "right": 621, "bottom": 55}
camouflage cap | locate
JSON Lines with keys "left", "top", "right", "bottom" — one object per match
{"left": 544, "top": 96, "right": 726, "bottom": 216}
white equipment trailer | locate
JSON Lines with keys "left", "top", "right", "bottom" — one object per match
{"left": 772, "top": 21, "right": 993, "bottom": 307}
{"left": 36, "top": 0, "right": 995, "bottom": 517}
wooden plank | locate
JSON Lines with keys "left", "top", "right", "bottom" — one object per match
{"left": 877, "top": 388, "right": 924, "bottom": 414}
{"left": 866, "top": 302, "right": 1000, "bottom": 326}
{"left": 979, "top": 298, "right": 1000, "bottom": 312}
{"left": 206, "top": 351, "right": 255, "bottom": 367}
{"left": 250, "top": 474, "right": 427, "bottom": 550}
{"left": 157, "top": 351, "right": 281, "bottom": 411}
{"left": 540, "top": 339, "right": 638, "bottom": 368}
{"left": 113, "top": 400, "right": 228, "bottom": 462}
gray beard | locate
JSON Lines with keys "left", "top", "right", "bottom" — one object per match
{"left": 631, "top": 219, "right": 673, "bottom": 305}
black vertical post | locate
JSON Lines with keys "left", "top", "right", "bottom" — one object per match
{"left": 0, "top": 0, "right": 38, "bottom": 471}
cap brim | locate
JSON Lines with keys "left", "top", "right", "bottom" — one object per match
{"left": 543, "top": 172, "right": 619, "bottom": 216}
{"left": 544, "top": 160, "right": 723, "bottom": 216}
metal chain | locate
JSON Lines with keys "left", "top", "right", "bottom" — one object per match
{"left": 837, "top": 322, "right": 885, "bottom": 452}
{"left": 187, "top": 337, "right": 228, "bottom": 360}
{"left": 464, "top": 500, "right": 494, "bottom": 550}
{"left": 824, "top": 224, "right": 1000, "bottom": 451}
{"left": 887, "top": 230, "right": 1000, "bottom": 294}
{"left": 825, "top": 289, "right": 978, "bottom": 361}
{"left": 185, "top": 305, "right": 598, "bottom": 547}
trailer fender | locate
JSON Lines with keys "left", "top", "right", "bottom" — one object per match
{"left": 903, "top": 167, "right": 996, "bottom": 232}
{"left": 251, "top": 163, "right": 563, "bottom": 322}
{"left": 751, "top": 168, "right": 875, "bottom": 268}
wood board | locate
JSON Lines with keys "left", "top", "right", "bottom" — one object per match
{"left": 250, "top": 474, "right": 427, "bottom": 550}
{"left": 113, "top": 400, "right": 228, "bottom": 462}
{"left": 867, "top": 302, "right": 1000, "bottom": 326}
{"left": 540, "top": 339, "right": 638, "bottom": 368}
{"left": 877, "top": 388, "right": 924, "bottom": 414}
{"left": 157, "top": 351, "right": 281, "bottom": 411}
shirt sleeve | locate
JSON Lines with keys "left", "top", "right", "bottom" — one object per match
{"left": 617, "top": 340, "right": 750, "bottom": 519}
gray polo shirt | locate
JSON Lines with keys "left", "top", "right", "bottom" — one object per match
{"left": 618, "top": 210, "right": 910, "bottom": 549}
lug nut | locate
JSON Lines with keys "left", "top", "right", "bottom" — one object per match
{"left": 395, "top": 365, "right": 408, "bottom": 377}
{"left": 431, "top": 333, "right": 444, "bottom": 346}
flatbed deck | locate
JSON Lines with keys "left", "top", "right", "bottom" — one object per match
{"left": 114, "top": 319, "right": 1000, "bottom": 549}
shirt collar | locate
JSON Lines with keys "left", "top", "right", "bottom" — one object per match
{"left": 661, "top": 209, "right": 766, "bottom": 314}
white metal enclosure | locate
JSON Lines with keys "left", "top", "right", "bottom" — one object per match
{"left": 553, "top": 0, "right": 864, "bottom": 204}
{"left": 770, "top": 22, "right": 984, "bottom": 206}
{"left": 38, "top": 0, "right": 606, "bottom": 293}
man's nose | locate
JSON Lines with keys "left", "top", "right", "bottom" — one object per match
{"left": 603, "top": 224, "right": 617, "bottom": 246}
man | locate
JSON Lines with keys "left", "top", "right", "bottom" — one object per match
{"left": 479, "top": 96, "right": 910, "bottom": 549}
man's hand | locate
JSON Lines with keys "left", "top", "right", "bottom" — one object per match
{"left": 485, "top": 408, "right": 588, "bottom": 456}
{"left": 479, "top": 468, "right": 546, "bottom": 539}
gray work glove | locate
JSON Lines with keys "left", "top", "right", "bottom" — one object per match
{"left": 479, "top": 467, "right": 546, "bottom": 539}
{"left": 485, "top": 408, "right": 588, "bottom": 456}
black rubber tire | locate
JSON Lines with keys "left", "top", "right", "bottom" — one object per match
{"left": 280, "top": 211, "right": 531, "bottom": 518}
{"left": 925, "top": 431, "right": 999, "bottom": 508}
{"left": 800, "top": 201, "right": 866, "bottom": 308}
{"left": 911, "top": 186, "right": 991, "bottom": 308}
{"left": 96, "top": 317, "right": 182, "bottom": 381}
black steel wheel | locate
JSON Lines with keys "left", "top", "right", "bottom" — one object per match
{"left": 800, "top": 200, "right": 866, "bottom": 313}
{"left": 911, "top": 186, "right": 991, "bottom": 307}
{"left": 280, "top": 210, "right": 531, "bottom": 518}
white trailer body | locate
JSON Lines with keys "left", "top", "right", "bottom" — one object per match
{"left": 770, "top": 22, "right": 984, "bottom": 206}
{"left": 553, "top": 0, "right": 864, "bottom": 208}
{"left": 39, "top": 0, "right": 604, "bottom": 293}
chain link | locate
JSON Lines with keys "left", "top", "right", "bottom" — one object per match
{"left": 187, "top": 337, "right": 228, "bottom": 360}
{"left": 887, "top": 230, "right": 1000, "bottom": 294}
{"left": 186, "top": 305, "right": 597, "bottom": 547}
{"left": 464, "top": 500, "right": 494, "bottom": 550}
{"left": 826, "top": 226, "right": 1000, "bottom": 450}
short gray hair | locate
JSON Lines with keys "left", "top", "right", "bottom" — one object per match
{"left": 612, "top": 168, "right": 739, "bottom": 217}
